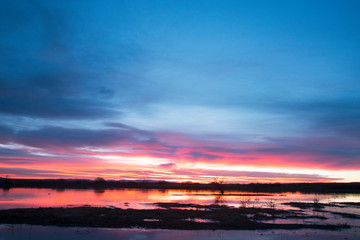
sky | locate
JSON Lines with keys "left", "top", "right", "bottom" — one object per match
{"left": 0, "top": 0, "right": 359, "bottom": 183}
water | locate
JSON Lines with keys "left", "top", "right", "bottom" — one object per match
{"left": 0, "top": 225, "right": 359, "bottom": 240}
{"left": 1, "top": 188, "right": 359, "bottom": 210}
{"left": 1, "top": 188, "right": 359, "bottom": 239}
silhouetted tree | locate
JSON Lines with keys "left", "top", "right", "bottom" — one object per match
{"left": 212, "top": 177, "right": 226, "bottom": 195}
{"left": 94, "top": 177, "right": 106, "bottom": 182}
{"left": 94, "top": 177, "right": 106, "bottom": 188}
{"left": 0, "top": 175, "right": 13, "bottom": 189}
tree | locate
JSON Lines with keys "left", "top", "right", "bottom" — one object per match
{"left": 212, "top": 177, "right": 226, "bottom": 195}
{"left": 94, "top": 177, "right": 106, "bottom": 182}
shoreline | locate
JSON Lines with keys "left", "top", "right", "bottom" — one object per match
{"left": 1, "top": 178, "right": 360, "bottom": 193}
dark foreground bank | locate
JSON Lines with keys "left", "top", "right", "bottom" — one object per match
{"left": 0, "top": 203, "right": 352, "bottom": 230}
{"left": 1, "top": 178, "right": 360, "bottom": 193}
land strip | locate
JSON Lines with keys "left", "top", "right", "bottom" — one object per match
{"left": 0, "top": 204, "right": 350, "bottom": 230}
{"left": 1, "top": 178, "right": 360, "bottom": 193}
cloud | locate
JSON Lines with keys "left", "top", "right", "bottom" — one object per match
{"left": 1, "top": 120, "right": 359, "bottom": 170}
{"left": 0, "top": 167, "right": 62, "bottom": 177}
{"left": 0, "top": 125, "right": 14, "bottom": 142}
{"left": 11, "top": 125, "right": 158, "bottom": 149}
{"left": 97, "top": 87, "right": 115, "bottom": 100}
{"left": 0, "top": 0, "right": 152, "bottom": 120}
{"left": 172, "top": 168, "right": 342, "bottom": 181}
{"left": 0, "top": 148, "right": 33, "bottom": 157}
{"left": 258, "top": 99, "right": 360, "bottom": 139}
{"left": 0, "top": 78, "right": 118, "bottom": 119}
{"left": 159, "top": 163, "right": 176, "bottom": 168}
{"left": 105, "top": 122, "right": 144, "bottom": 131}
{"left": 185, "top": 151, "right": 220, "bottom": 160}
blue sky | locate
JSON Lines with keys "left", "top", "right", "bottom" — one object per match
{"left": 0, "top": 0, "right": 359, "bottom": 182}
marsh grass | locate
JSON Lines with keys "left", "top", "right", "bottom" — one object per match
{"left": 0, "top": 203, "right": 351, "bottom": 230}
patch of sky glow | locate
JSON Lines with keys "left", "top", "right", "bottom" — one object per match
{"left": 28, "top": 152, "right": 59, "bottom": 157}
{"left": 0, "top": 143, "right": 39, "bottom": 151}
{"left": 0, "top": 115, "right": 110, "bottom": 131}
{"left": 96, "top": 155, "right": 170, "bottom": 166}
{"left": 76, "top": 147, "right": 132, "bottom": 153}
{"left": 178, "top": 162, "right": 360, "bottom": 182}
{"left": 122, "top": 104, "right": 311, "bottom": 138}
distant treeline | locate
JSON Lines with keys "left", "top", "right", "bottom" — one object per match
{"left": 1, "top": 178, "right": 360, "bottom": 193}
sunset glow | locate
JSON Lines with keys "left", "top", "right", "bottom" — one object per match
{"left": 0, "top": 0, "right": 359, "bottom": 183}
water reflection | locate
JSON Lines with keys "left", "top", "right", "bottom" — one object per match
{"left": 0, "top": 225, "right": 358, "bottom": 240}
{"left": 0, "top": 188, "right": 359, "bottom": 237}
{"left": 214, "top": 191, "right": 225, "bottom": 205}
{"left": 1, "top": 188, "right": 360, "bottom": 210}
{"left": 93, "top": 189, "right": 105, "bottom": 195}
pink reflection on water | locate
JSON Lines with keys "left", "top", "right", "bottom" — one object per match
{"left": 1, "top": 188, "right": 360, "bottom": 210}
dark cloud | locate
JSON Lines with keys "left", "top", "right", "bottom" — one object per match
{"left": 0, "top": 146, "right": 62, "bottom": 165}
{"left": 105, "top": 122, "right": 141, "bottom": 131}
{"left": 0, "top": 148, "right": 33, "bottom": 157}
{"left": 0, "top": 125, "right": 14, "bottom": 142}
{"left": 0, "top": 167, "right": 63, "bottom": 178}
{"left": 0, "top": 156, "right": 46, "bottom": 165}
{"left": 186, "top": 151, "right": 220, "bottom": 160}
{"left": 201, "top": 146, "right": 249, "bottom": 155}
{"left": 10, "top": 125, "right": 159, "bottom": 149}
{"left": 260, "top": 99, "right": 360, "bottom": 138}
{"left": 0, "top": 0, "right": 113, "bottom": 120}
{"left": 159, "top": 163, "right": 176, "bottom": 168}
{"left": 263, "top": 136, "right": 360, "bottom": 157}
{"left": 168, "top": 136, "right": 360, "bottom": 168}
{"left": 0, "top": 0, "right": 151, "bottom": 120}
{"left": 0, "top": 78, "right": 117, "bottom": 119}
{"left": 97, "top": 87, "right": 115, "bottom": 100}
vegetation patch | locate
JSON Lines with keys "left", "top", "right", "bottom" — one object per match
{"left": 0, "top": 205, "right": 350, "bottom": 230}
{"left": 283, "top": 202, "right": 330, "bottom": 209}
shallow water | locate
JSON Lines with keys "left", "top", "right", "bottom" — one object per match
{"left": 1, "top": 188, "right": 359, "bottom": 210}
{"left": 1, "top": 188, "right": 359, "bottom": 239}
{"left": 0, "top": 225, "right": 359, "bottom": 240}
